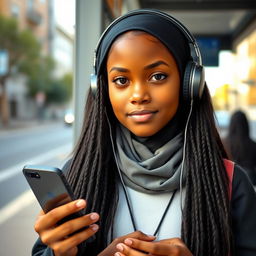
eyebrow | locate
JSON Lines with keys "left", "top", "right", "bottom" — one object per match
{"left": 109, "top": 67, "right": 129, "bottom": 73}
{"left": 144, "top": 60, "right": 169, "bottom": 70}
{"left": 109, "top": 60, "right": 169, "bottom": 73}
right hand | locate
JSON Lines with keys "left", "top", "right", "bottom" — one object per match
{"left": 34, "top": 199, "right": 99, "bottom": 256}
{"left": 98, "top": 231, "right": 156, "bottom": 256}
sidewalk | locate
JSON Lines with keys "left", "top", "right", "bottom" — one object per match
{"left": 0, "top": 118, "right": 64, "bottom": 137}
{"left": 0, "top": 197, "right": 40, "bottom": 256}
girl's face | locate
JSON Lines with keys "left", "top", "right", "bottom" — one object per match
{"left": 107, "top": 31, "right": 180, "bottom": 137}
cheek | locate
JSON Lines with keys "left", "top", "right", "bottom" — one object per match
{"left": 161, "top": 97, "right": 180, "bottom": 120}
{"left": 108, "top": 87, "right": 124, "bottom": 118}
{"left": 155, "top": 85, "right": 180, "bottom": 111}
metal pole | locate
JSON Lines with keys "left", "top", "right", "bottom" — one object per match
{"left": 73, "top": 0, "right": 102, "bottom": 144}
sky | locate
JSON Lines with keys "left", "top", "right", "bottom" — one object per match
{"left": 54, "top": 0, "right": 75, "bottom": 35}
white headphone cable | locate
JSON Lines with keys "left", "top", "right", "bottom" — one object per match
{"left": 179, "top": 100, "right": 194, "bottom": 213}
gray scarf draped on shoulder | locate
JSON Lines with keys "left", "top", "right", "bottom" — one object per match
{"left": 115, "top": 124, "right": 185, "bottom": 194}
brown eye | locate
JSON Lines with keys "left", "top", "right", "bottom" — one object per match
{"left": 151, "top": 73, "right": 167, "bottom": 82}
{"left": 113, "top": 77, "right": 129, "bottom": 87}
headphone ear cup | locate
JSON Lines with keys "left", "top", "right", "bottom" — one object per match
{"left": 192, "top": 64, "right": 205, "bottom": 100}
{"left": 182, "top": 61, "right": 194, "bottom": 102}
{"left": 182, "top": 61, "right": 205, "bottom": 102}
{"left": 90, "top": 73, "right": 98, "bottom": 97}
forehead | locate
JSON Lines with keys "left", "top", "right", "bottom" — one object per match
{"left": 107, "top": 31, "right": 170, "bottom": 57}
{"left": 106, "top": 30, "right": 179, "bottom": 76}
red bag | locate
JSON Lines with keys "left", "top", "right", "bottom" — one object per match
{"left": 224, "top": 159, "right": 234, "bottom": 200}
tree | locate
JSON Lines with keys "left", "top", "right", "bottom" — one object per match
{"left": 0, "top": 15, "right": 41, "bottom": 126}
{"left": 27, "top": 56, "right": 55, "bottom": 97}
{"left": 45, "top": 73, "right": 73, "bottom": 105}
{"left": 59, "top": 72, "right": 73, "bottom": 101}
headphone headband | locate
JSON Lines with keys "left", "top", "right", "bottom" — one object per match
{"left": 91, "top": 9, "right": 205, "bottom": 101}
{"left": 93, "top": 9, "right": 202, "bottom": 72}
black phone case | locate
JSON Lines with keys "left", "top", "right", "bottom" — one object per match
{"left": 23, "top": 164, "right": 86, "bottom": 227}
{"left": 23, "top": 165, "right": 76, "bottom": 213}
{"left": 23, "top": 165, "right": 95, "bottom": 245}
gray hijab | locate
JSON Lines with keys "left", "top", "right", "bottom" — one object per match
{"left": 115, "top": 125, "right": 184, "bottom": 193}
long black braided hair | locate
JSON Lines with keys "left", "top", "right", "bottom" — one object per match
{"left": 182, "top": 86, "right": 233, "bottom": 255}
{"left": 66, "top": 63, "right": 233, "bottom": 255}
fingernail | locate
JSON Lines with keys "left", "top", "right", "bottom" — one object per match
{"left": 124, "top": 238, "right": 132, "bottom": 245}
{"left": 76, "top": 199, "right": 85, "bottom": 208}
{"left": 115, "top": 253, "right": 121, "bottom": 256}
{"left": 116, "top": 243, "right": 124, "bottom": 251}
{"left": 90, "top": 213, "right": 99, "bottom": 220}
{"left": 90, "top": 224, "right": 99, "bottom": 231}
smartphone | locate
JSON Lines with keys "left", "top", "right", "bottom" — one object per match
{"left": 23, "top": 165, "right": 83, "bottom": 225}
{"left": 23, "top": 164, "right": 96, "bottom": 244}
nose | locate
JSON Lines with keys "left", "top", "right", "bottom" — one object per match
{"left": 129, "top": 83, "right": 151, "bottom": 105}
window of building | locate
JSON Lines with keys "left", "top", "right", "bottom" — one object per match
{"left": 11, "top": 3, "right": 20, "bottom": 18}
{"left": 27, "top": 0, "right": 34, "bottom": 10}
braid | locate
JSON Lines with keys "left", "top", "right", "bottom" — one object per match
{"left": 181, "top": 86, "right": 232, "bottom": 256}
{"left": 66, "top": 76, "right": 118, "bottom": 254}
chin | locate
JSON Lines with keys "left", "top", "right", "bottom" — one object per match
{"left": 130, "top": 128, "right": 160, "bottom": 138}
{"left": 121, "top": 121, "right": 165, "bottom": 137}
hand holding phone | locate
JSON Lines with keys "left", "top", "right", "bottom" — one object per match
{"left": 23, "top": 165, "right": 76, "bottom": 212}
{"left": 23, "top": 165, "right": 99, "bottom": 255}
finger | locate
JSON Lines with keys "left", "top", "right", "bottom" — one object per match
{"left": 51, "top": 224, "right": 99, "bottom": 254}
{"left": 35, "top": 199, "right": 86, "bottom": 232}
{"left": 37, "top": 209, "right": 45, "bottom": 217}
{"left": 123, "top": 239, "right": 181, "bottom": 255}
{"left": 35, "top": 210, "right": 45, "bottom": 221}
{"left": 116, "top": 243, "right": 146, "bottom": 256}
{"left": 157, "top": 237, "right": 184, "bottom": 246}
{"left": 114, "top": 252, "right": 126, "bottom": 256}
{"left": 41, "top": 212, "right": 99, "bottom": 244}
{"left": 156, "top": 238, "right": 192, "bottom": 255}
{"left": 53, "top": 244, "right": 78, "bottom": 256}
{"left": 126, "top": 231, "right": 156, "bottom": 241}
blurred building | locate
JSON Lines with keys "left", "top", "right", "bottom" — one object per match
{"left": 53, "top": 25, "right": 74, "bottom": 78}
{"left": 232, "top": 22, "right": 256, "bottom": 120}
{"left": 0, "top": 0, "right": 74, "bottom": 121}
{"left": 213, "top": 19, "right": 256, "bottom": 120}
{"left": 0, "top": 0, "right": 53, "bottom": 120}
{"left": 0, "top": 0, "right": 52, "bottom": 55}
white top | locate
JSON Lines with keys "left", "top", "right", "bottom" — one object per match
{"left": 113, "top": 183, "right": 184, "bottom": 241}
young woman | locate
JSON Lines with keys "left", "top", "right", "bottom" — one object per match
{"left": 32, "top": 9, "right": 256, "bottom": 256}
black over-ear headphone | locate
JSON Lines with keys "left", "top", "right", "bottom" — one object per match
{"left": 90, "top": 9, "right": 205, "bottom": 102}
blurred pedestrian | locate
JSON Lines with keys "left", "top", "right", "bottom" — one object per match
{"left": 31, "top": 9, "right": 256, "bottom": 256}
{"left": 224, "top": 110, "right": 256, "bottom": 185}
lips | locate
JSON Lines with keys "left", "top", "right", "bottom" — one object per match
{"left": 127, "top": 110, "right": 158, "bottom": 122}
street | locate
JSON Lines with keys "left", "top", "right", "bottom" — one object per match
{"left": 0, "top": 122, "right": 73, "bottom": 256}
